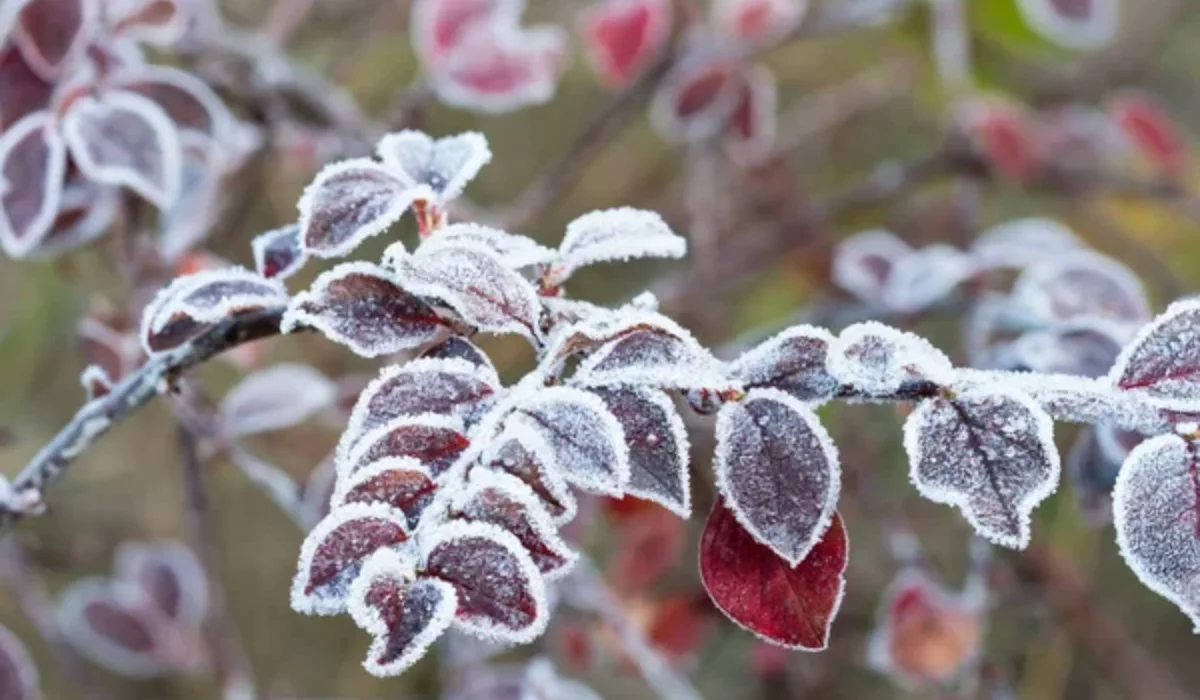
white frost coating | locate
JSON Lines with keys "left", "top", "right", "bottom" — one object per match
{"left": 338, "top": 412, "right": 466, "bottom": 479}
{"left": 831, "top": 229, "right": 910, "bottom": 305}
{"left": 391, "top": 243, "right": 542, "bottom": 338}
{"left": 597, "top": 386, "right": 692, "bottom": 518}
{"left": 418, "top": 519, "right": 550, "bottom": 644}
{"left": 290, "top": 502, "right": 411, "bottom": 616}
{"left": 138, "top": 267, "right": 288, "bottom": 355}
{"left": 539, "top": 296, "right": 618, "bottom": 330}
{"left": 376, "top": 130, "right": 492, "bottom": 203}
{"left": 481, "top": 421, "right": 578, "bottom": 526}
{"left": 0, "top": 110, "right": 67, "bottom": 258}
{"left": 507, "top": 385, "right": 631, "bottom": 496}
{"left": 0, "top": 622, "right": 39, "bottom": 700}
{"left": 80, "top": 364, "right": 113, "bottom": 400}
{"left": 280, "top": 260, "right": 444, "bottom": 357}
{"left": 570, "top": 310, "right": 730, "bottom": 390}
{"left": 61, "top": 91, "right": 182, "bottom": 208}
{"left": 57, "top": 578, "right": 170, "bottom": 677}
{"left": 727, "top": 324, "right": 837, "bottom": 403}
{"left": 456, "top": 468, "right": 578, "bottom": 579}
{"left": 331, "top": 457, "right": 434, "bottom": 511}
{"left": 904, "top": 385, "right": 1060, "bottom": 549}
{"left": 114, "top": 541, "right": 210, "bottom": 626}
{"left": 1013, "top": 250, "right": 1150, "bottom": 325}
{"left": 828, "top": 321, "right": 953, "bottom": 394}
{"left": 108, "top": 64, "right": 236, "bottom": 147}
{"left": 346, "top": 548, "right": 454, "bottom": 677}
{"left": 970, "top": 218, "right": 1081, "bottom": 270}
{"left": 883, "top": 244, "right": 976, "bottom": 314}
{"left": 295, "top": 157, "right": 423, "bottom": 258}
{"left": 1112, "top": 434, "right": 1200, "bottom": 631}
{"left": 549, "top": 208, "right": 687, "bottom": 286}
{"left": 1014, "top": 0, "right": 1118, "bottom": 49}
{"left": 1107, "top": 298, "right": 1200, "bottom": 412}
{"left": 220, "top": 363, "right": 337, "bottom": 437}
{"left": 415, "top": 222, "right": 557, "bottom": 269}
{"left": 713, "top": 387, "right": 841, "bottom": 566}
{"left": 251, "top": 223, "right": 306, "bottom": 281}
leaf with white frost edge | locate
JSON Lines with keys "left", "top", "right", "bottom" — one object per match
{"left": 291, "top": 502, "right": 412, "bottom": 616}
{"left": 57, "top": 579, "right": 171, "bottom": 677}
{"left": 415, "top": 222, "right": 557, "bottom": 269}
{"left": 830, "top": 229, "right": 910, "bottom": 305}
{"left": 970, "top": 218, "right": 1081, "bottom": 270}
{"left": 220, "top": 363, "right": 336, "bottom": 437}
{"left": 251, "top": 223, "right": 306, "bottom": 280}
{"left": 1013, "top": 250, "right": 1149, "bottom": 325}
{"left": 391, "top": 243, "right": 542, "bottom": 339}
{"left": 339, "top": 413, "right": 470, "bottom": 479}
{"left": 548, "top": 207, "right": 686, "bottom": 287}
{"left": 1112, "top": 433, "right": 1200, "bottom": 630}
{"left": 419, "top": 519, "right": 549, "bottom": 644}
{"left": 828, "top": 321, "right": 953, "bottom": 395}
{"left": 61, "top": 91, "right": 182, "bottom": 208}
{"left": 113, "top": 540, "right": 209, "bottom": 626}
{"left": 454, "top": 469, "right": 578, "bottom": 579}
{"left": 0, "top": 623, "right": 39, "bottom": 700}
{"left": 592, "top": 386, "right": 691, "bottom": 517}
{"left": 296, "top": 158, "right": 427, "bottom": 258}
{"left": 570, "top": 311, "right": 730, "bottom": 391}
{"left": 332, "top": 458, "right": 438, "bottom": 530}
{"left": 883, "top": 245, "right": 976, "bottom": 314}
{"left": 482, "top": 422, "right": 578, "bottom": 525}
{"left": 904, "top": 386, "right": 1060, "bottom": 549}
{"left": 139, "top": 268, "right": 288, "bottom": 355}
{"left": 281, "top": 261, "right": 447, "bottom": 358}
{"left": 713, "top": 388, "right": 840, "bottom": 566}
{"left": 347, "top": 548, "right": 455, "bottom": 677}
{"left": 1109, "top": 299, "right": 1200, "bottom": 412}
{"left": 376, "top": 130, "right": 492, "bottom": 203}
{"left": 506, "top": 386, "right": 631, "bottom": 496}
{"left": 0, "top": 109, "right": 67, "bottom": 258}
{"left": 728, "top": 325, "right": 838, "bottom": 404}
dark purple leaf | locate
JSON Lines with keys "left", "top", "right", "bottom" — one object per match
{"left": 333, "top": 458, "right": 438, "bottom": 530}
{"left": 340, "top": 414, "right": 470, "bottom": 478}
{"left": 114, "top": 541, "right": 208, "bottom": 626}
{"left": 729, "top": 325, "right": 838, "bottom": 403}
{"left": 570, "top": 312, "right": 726, "bottom": 390}
{"left": 139, "top": 268, "right": 288, "bottom": 354}
{"left": 297, "top": 158, "right": 418, "bottom": 258}
{"left": 592, "top": 386, "right": 691, "bottom": 517}
{"left": 58, "top": 580, "right": 172, "bottom": 677}
{"left": 421, "top": 335, "right": 495, "bottom": 372}
{"left": 829, "top": 322, "right": 952, "bottom": 395}
{"left": 0, "top": 45, "right": 51, "bottom": 130}
{"left": 1014, "top": 251, "right": 1148, "bottom": 324}
{"left": 110, "top": 65, "right": 233, "bottom": 148}
{"left": 251, "top": 223, "right": 305, "bottom": 281}
{"left": 1110, "top": 300, "right": 1200, "bottom": 411}
{"left": 483, "top": 426, "right": 577, "bottom": 523}
{"left": 1065, "top": 425, "right": 1136, "bottom": 526}
{"left": 0, "top": 109, "right": 66, "bottom": 258}
{"left": 15, "top": 0, "right": 90, "bottom": 78}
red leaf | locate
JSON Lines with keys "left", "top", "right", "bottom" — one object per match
{"left": 0, "top": 45, "right": 52, "bottom": 130}
{"left": 1110, "top": 94, "right": 1188, "bottom": 177}
{"left": 651, "top": 57, "right": 740, "bottom": 142}
{"left": 411, "top": 0, "right": 516, "bottom": 67}
{"left": 333, "top": 458, "right": 438, "bottom": 530}
{"left": 432, "top": 23, "right": 566, "bottom": 114}
{"left": 421, "top": 520, "right": 548, "bottom": 642}
{"left": 609, "top": 504, "right": 685, "bottom": 592}
{"left": 251, "top": 223, "right": 306, "bottom": 280}
{"left": 700, "top": 500, "right": 847, "bottom": 650}
{"left": 483, "top": 427, "right": 577, "bottom": 523}
{"left": 646, "top": 594, "right": 714, "bottom": 660}
{"left": 579, "top": 0, "right": 671, "bottom": 89}
{"left": 291, "top": 503, "right": 411, "bottom": 615}
{"left": 958, "top": 100, "right": 1040, "bottom": 182}
{"left": 724, "top": 65, "right": 777, "bottom": 163}
{"left": 342, "top": 414, "right": 470, "bottom": 478}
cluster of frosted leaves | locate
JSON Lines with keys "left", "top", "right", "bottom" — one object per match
{"left": 0, "top": 623, "right": 39, "bottom": 700}
{"left": 578, "top": 0, "right": 672, "bottom": 89}
{"left": 1014, "top": 0, "right": 1119, "bottom": 49}
{"left": 904, "top": 385, "right": 1060, "bottom": 549}
{"left": 138, "top": 267, "right": 288, "bottom": 355}
{"left": 1112, "top": 432, "right": 1200, "bottom": 630}
{"left": 410, "top": 0, "right": 567, "bottom": 113}
{"left": 866, "top": 569, "right": 983, "bottom": 689}
{"left": 58, "top": 541, "right": 210, "bottom": 677}
{"left": 827, "top": 322, "right": 952, "bottom": 396}
{"left": 1109, "top": 299, "right": 1200, "bottom": 412}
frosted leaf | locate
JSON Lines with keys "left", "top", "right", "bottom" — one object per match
{"left": 579, "top": 0, "right": 672, "bottom": 89}
{"left": 421, "top": 335, "right": 496, "bottom": 374}
{"left": 281, "top": 261, "right": 447, "bottom": 357}
{"left": 482, "top": 424, "right": 577, "bottom": 524}
{"left": 290, "top": 502, "right": 411, "bottom": 615}
{"left": 113, "top": 541, "right": 208, "bottom": 627}
{"left": 418, "top": 222, "right": 556, "bottom": 269}
{"left": 651, "top": 54, "right": 741, "bottom": 143}
{"left": 865, "top": 569, "right": 982, "bottom": 689}
{"left": 970, "top": 218, "right": 1081, "bottom": 270}
{"left": 251, "top": 223, "right": 306, "bottom": 281}
{"left": 81, "top": 364, "right": 113, "bottom": 400}
{"left": 419, "top": 519, "right": 549, "bottom": 643}
{"left": 700, "top": 502, "right": 847, "bottom": 650}
{"left": 1005, "top": 320, "right": 1125, "bottom": 378}
{"left": 831, "top": 229, "right": 910, "bottom": 306}
{"left": 724, "top": 63, "right": 777, "bottom": 164}
{"left": 77, "top": 314, "right": 140, "bottom": 383}
{"left": 410, "top": 0, "right": 522, "bottom": 67}
{"left": 454, "top": 469, "right": 577, "bottom": 578}
{"left": 904, "top": 386, "right": 1060, "bottom": 549}
{"left": 333, "top": 458, "right": 438, "bottom": 530}
{"left": 1065, "top": 426, "right": 1132, "bottom": 526}
{"left": 712, "top": 0, "right": 807, "bottom": 45}
{"left": 432, "top": 23, "right": 567, "bottom": 114}
{"left": 1110, "top": 299, "right": 1200, "bottom": 411}
{"left": 828, "top": 322, "right": 953, "bottom": 395}
{"left": 728, "top": 325, "right": 837, "bottom": 403}
{"left": 0, "top": 44, "right": 52, "bottom": 131}
{"left": 347, "top": 549, "right": 456, "bottom": 677}
{"left": 109, "top": 65, "right": 235, "bottom": 153}
{"left": 0, "top": 624, "right": 39, "bottom": 700}
{"left": 139, "top": 268, "right": 288, "bottom": 354}
{"left": 883, "top": 245, "right": 976, "bottom": 314}
{"left": 1013, "top": 251, "right": 1149, "bottom": 324}
{"left": 14, "top": 0, "right": 92, "bottom": 78}
{"left": 58, "top": 579, "right": 171, "bottom": 677}
{"left": 1014, "top": 0, "right": 1118, "bottom": 50}
{"left": 340, "top": 413, "right": 470, "bottom": 479}
{"left": 392, "top": 244, "right": 542, "bottom": 338}
{"left": 31, "top": 177, "right": 120, "bottom": 259}
{"left": 507, "top": 386, "right": 631, "bottom": 496}
{"left": 220, "top": 363, "right": 336, "bottom": 437}
{"left": 549, "top": 208, "right": 686, "bottom": 287}
{"left": 376, "top": 130, "right": 491, "bottom": 203}
{"left": 572, "top": 315, "right": 727, "bottom": 391}
{"left": 0, "top": 109, "right": 66, "bottom": 258}
{"left": 339, "top": 358, "right": 498, "bottom": 461}
{"left": 296, "top": 158, "right": 420, "bottom": 258}
{"left": 714, "top": 388, "right": 840, "bottom": 565}
{"left": 61, "top": 91, "right": 182, "bottom": 208}
{"left": 592, "top": 386, "right": 691, "bottom": 517}
{"left": 1113, "top": 433, "right": 1200, "bottom": 629}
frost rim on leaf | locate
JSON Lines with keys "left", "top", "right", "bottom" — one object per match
{"left": 375, "top": 130, "right": 493, "bottom": 203}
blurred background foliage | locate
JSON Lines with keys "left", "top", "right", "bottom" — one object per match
{"left": 3, "top": 0, "right": 1200, "bottom": 697}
